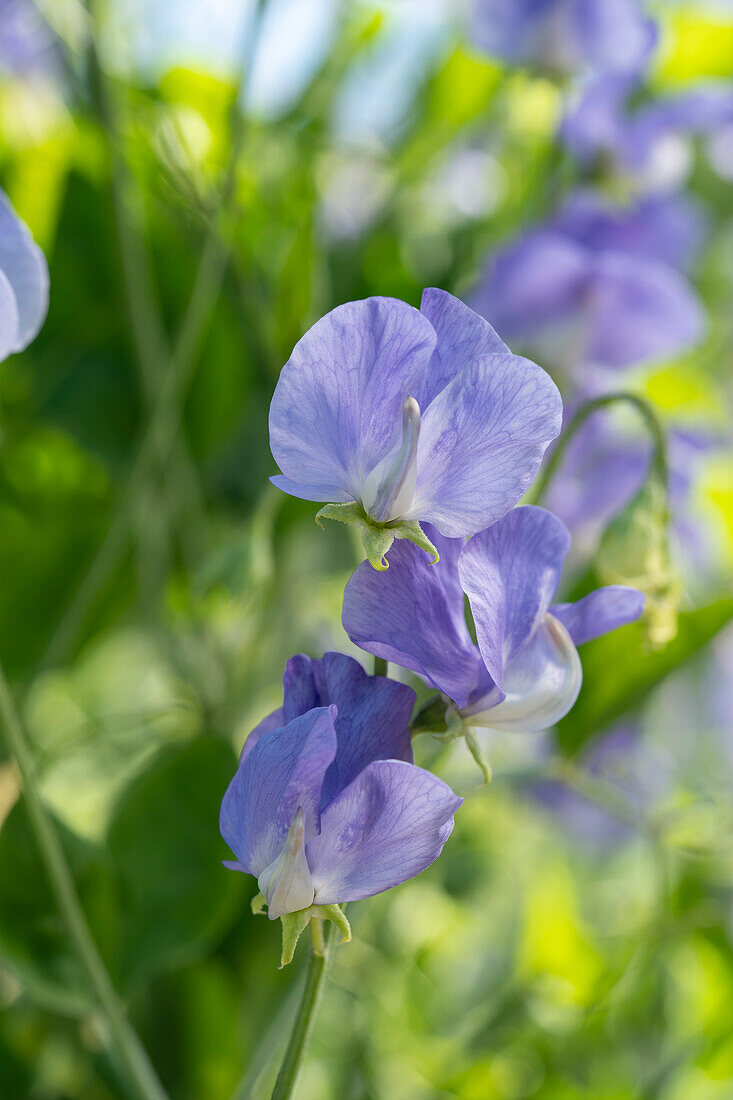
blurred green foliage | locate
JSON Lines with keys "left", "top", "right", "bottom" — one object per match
{"left": 0, "top": 2, "right": 732, "bottom": 1099}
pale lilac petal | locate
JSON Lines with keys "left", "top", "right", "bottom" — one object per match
{"left": 269, "top": 474, "right": 352, "bottom": 504}
{"left": 269, "top": 297, "right": 437, "bottom": 502}
{"left": 552, "top": 585, "right": 645, "bottom": 646}
{"left": 239, "top": 708, "right": 284, "bottom": 763}
{"left": 0, "top": 189, "right": 49, "bottom": 350}
{"left": 411, "top": 356, "right": 562, "bottom": 537}
{"left": 219, "top": 707, "right": 337, "bottom": 877}
{"left": 308, "top": 761, "right": 462, "bottom": 905}
{"left": 419, "top": 287, "right": 508, "bottom": 405}
{"left": 280, "top": 651, "right": 414, "bottom": 805}
{"left": 465, "top": 615, "right": 582, "bottom": 732}
{"left": 458, "top": 507, "right": 570, "bottom": 688}
{"left": 0, "top": 269, "right": 20, "bottom": 361}
{"left": 342, "top": 535, "right": 484, "bottom": 708}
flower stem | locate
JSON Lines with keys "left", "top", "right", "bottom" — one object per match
{"left": 531, "top": 392, "right": 669, "bottom": 505}
{"left": 0, "top": 663, "right": 168, "bottom": 1100}
{"left": 270, "top": 922, "right": 336, "bottom": 1100}
{"left": 373, "top": 656, "right": 388, "bottom": 677}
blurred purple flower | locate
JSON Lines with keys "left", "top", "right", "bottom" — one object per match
{"left": 0, "top": 188, "right": 49, "bottom": 361}
{"left": 471, "top": 0, "right": 656, "bottom": 76}
{"left": 0, "top": 0, "right": 55, "bottom": 75}
{"left": 220, "top": 699, "right": 461, "bottom": 919}
{"left": 471, "top": 196, "right": 705, "bottom": 373}
{"left": 564, "top": 72, "right": 733, "bottom": 191}
{"left": 269, "top": 289, "right": 561, "bottom": 538}
{"left": 343, "top": 507, "right": 644, "bottom": 733}
{"left": 544, "top": 412, "right": 722, "bottom": 572}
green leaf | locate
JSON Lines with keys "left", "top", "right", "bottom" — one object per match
{"left": 556, "top": 598, "right": 733, "bottom": 755}
{"left": 105, "top": 736, "right": 243, "bottom": 988}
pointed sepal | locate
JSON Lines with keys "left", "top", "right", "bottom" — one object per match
{"left": 277, "top": 903, "right": 352, "bottom": 968}
{"left": 464, "top": 726, "right": 493, "bottom": 785}
{"left": 388, "top": 521, "right": 439, "bottom": 564}
{"left": 315, "top": 502, "right": 364, "bottom": 529}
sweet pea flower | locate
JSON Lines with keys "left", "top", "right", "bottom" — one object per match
{"left": 472, "top": 197, "right": 704, "bottom": 375}
{"left": 342, "top": 507, "right": 644, "bottom": 775}
{"left": 471, "top": 0, "right": 655, "bottom": 77}
{"left": 220, "top": 655, "right": 461, "bottom": 963}
{"left": 268, "top": 289, "right": 562, "bottom": 568}
{"left": 563, "top": 72, "right": 733, "bottom": 192}
{"left": 0, "top": 188, "right": 49, "bottom": 361}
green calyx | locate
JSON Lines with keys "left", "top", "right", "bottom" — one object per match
{"left": 411, "top": 697, "right": 492, "bottom": 785}
{"left": 315, "top": 502, "right": 439, "bottom": 571}
{"left": 251, "top": 893, "right": 351, "bottom": 968}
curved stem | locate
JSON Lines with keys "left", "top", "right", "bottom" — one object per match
{"left": 270, "top": 922, "right": 335, "bottom": 1100}
{"left": 532, "top": 392, "right": 669, "bottom": 506}
{"left": 0, "top": 664, "right": 167, "bottom": 1100}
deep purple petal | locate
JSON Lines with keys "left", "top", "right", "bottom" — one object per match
{"left": 280, "top": 651, "right": 415, "bottom": 804}
{"left": 239, "top": 708, "right": 284, "bottom": 763}
{"left": 269, "top": 297, "right": 437, "bottom": 503}
{"left": 552, "top": 586, "right": 645, "bottom": 646}
{"left": 412, "top": 354, "right": 562, "bottom": 537}
{"left": 219, "top": 707, "right": 337, "bottom": 877}
{"left": 458, "top": 507, "right": 570, "bottom": 689}
{"left": 342, "top": 535, "right": 484, "bottom": 709}
{"left": 307, "top": 760, "right": 462, "bottom": 905}
{"left": 0, "top": 189, "right": 49, "bottom": 351}
{"left": 419, "top": 287, "right": 509, "bottom": 405}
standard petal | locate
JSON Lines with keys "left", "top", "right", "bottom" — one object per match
{"left": 464, "top": 614, "right": 582, "bottom": 732}
{"left": 458, "top": 507, "right": 570, "bottom": 689}
{"left": 0, "top": 189, "right": 49, "bottom": 350}
{"left": 281, "top": 652, "right": 415, "bottom": 805}
{"left": 551, "top": 585, "right": 645, "bottom": 646}
{"left": 419, "top": 287, "right": 509, "bottom": 405}
{"left": 342, "top": 535, "right": 484, "bottom": 709}
{"left": 239, "top": 707, "right": 284, "bottom": 763}
{"left": 411, "top": 355, "right": 562, "bottom": 537}
{"left": 219, "top": 706, "right": 337, "bottom": 877}
{"left": 0, "top": 268, "right": 20, "bottom": 361}
{"left": 307, "top": 760, "right": 462, "bottom": 905}
{"left": 269, "top": 297, "right": 437, "bottom": 503}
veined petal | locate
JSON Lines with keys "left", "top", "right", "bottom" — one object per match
{"left": 281, "top": 651, "right": 415, "bottom": 805}
{"left": 464, "top": 614, "right": 582, "bottom": 733}
{"left": 308, "top": 761, "right": 462, "bottom": 905}
{"left": 219, "top": 707, "right": 337, "bottom": 878}
{"left": 258, "top": 808, "right": 315, "bottom": 920}
{"left": 239, "top": 708, "right": 284, "bottom": 763}
{"left": 552, "top": 585, "right": 645, "bottom": 646}
{"left": 342, "top": 534, "right": 484, "bottom": 709}
{"left": 0, "top": 189, "right": 49, "bottom": 351}
{"left": 419, "top": 287, "right": 509, "bottom": 405}
{"left": 411, "top": 355, "right": 562, "bottom": 537}
{"left": 269, "top": 297, "right": 436, "bottom": 504}
{"left": 458, "top": 507, "right": 571, "bottom": 689}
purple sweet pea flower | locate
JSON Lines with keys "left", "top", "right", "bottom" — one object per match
{"left": 472, "top": 199, "right": 704, "bottom": 373}
{"left": 268, "top": 289, "right": 562, "bottom": 544}
{"left": 220, "top": 700, "right": 461, "bottom": 919}
{"left": 0, "top": 188, "right": 49, "bottom": 361}
{"left": 471, "top": 0, "right": 656, "bottom": 76}
{"left": 564, "top": 72, "right": 733, "bottom": 192}
{"left": 0, "top": 0, "right": 55, "bottom": 76}
{"left": 343, "top": 507, "right": 644, "bottom": 734}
